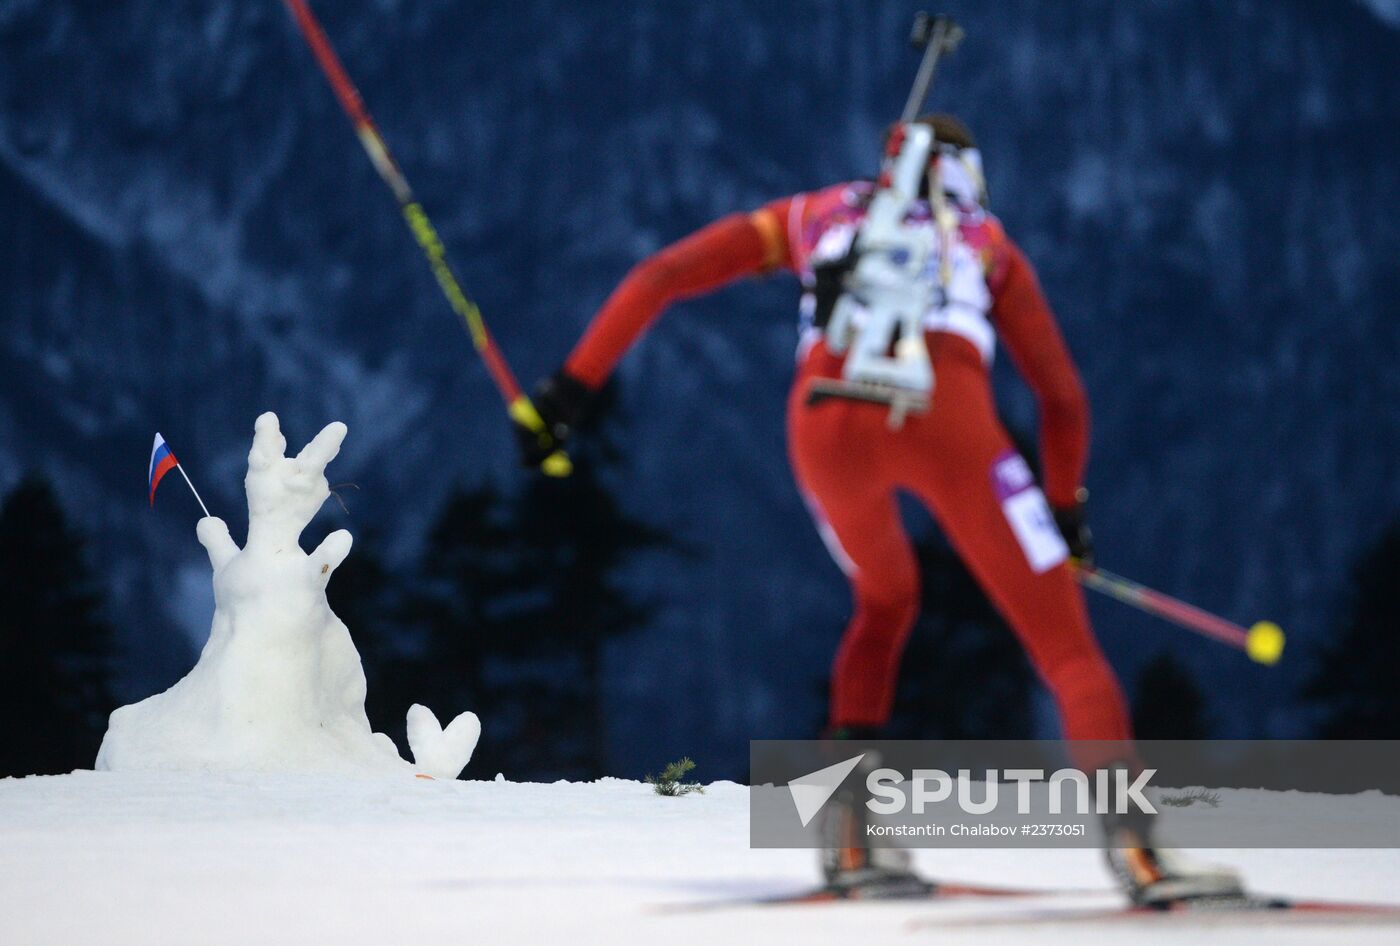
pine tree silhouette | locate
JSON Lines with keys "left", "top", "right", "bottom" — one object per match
{"left": 0, "top": 476, "right": 117, "bottom": 776}
{"left": 387, "top": 387, "right": 681, "bottom": 779}
{"left": 1304, "top": 520, "right": 1400, "bottom": 738}
{"left": 395, "top": 480, "right": 540, "bottom": 775}
{"left": 513, "top": 432, "right": 675, "bottom": 776}
{"left": 1132, "top": 651, "right": 1213, "bottom": 740}
{"left": 322, "top": 528, "right": 416, "bottom": 748}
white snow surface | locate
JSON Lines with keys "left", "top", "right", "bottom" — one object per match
{"left": 2, "top": 772, "right": 1399, "bottom": 946}
{"left": 96, "top": 412, "right": 478, "bottom": 779}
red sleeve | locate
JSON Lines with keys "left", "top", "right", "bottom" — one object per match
{"left": 563, "top": 211, "right": 783, "bottom": 389}
{"left": 989, "top": 237, "right": 1090, "bottom": 509}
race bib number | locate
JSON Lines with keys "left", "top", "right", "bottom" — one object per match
{"left": 990, "top": 451, "right": 1068, "bottom": 574}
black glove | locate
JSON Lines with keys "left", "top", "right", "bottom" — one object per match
{"left": 1052, "top": 488, "right": 1093, "bottom": 565}
{"left": 514, "top": 370, "right": 596, "bottom": 470}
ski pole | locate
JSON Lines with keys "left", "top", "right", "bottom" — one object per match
{"left": 281, "top": 0, "right": 571, "bottom": 478}
{"left": 1074, "top": 564, "right": 1285, "bottom": 665}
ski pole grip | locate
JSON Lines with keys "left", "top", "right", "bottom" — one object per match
{"left": 509, "top": 396, "right": 574, "bottom": 478}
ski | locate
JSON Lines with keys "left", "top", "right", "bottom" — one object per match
{"left": 907, "top": 893, "right": 1400, "bottom": 930}
{"left": 660, "top": 877, "right": 1096, "bottom": 912}
{"left": 668, "top": 880, "right": 1400, "bottom": 925}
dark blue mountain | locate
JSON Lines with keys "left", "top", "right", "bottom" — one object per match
{"left": 2, "top": 0, "right": 1398, "bottom": 776}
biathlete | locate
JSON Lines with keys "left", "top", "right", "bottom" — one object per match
{"left": 516, "top": 114, "right": 1241, "bottom": 905}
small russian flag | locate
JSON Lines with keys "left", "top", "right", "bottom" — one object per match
{"left": 148, "top": 433, "right": 179, "bottom": 507}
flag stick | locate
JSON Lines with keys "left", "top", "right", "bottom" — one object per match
{"left": 280, "top": 0, "right": 571, "bottom": 478}
{"left": 175, "top": 464, "right": 212, "bottom": 518}
{"left": 1074, "top": 564, "right": 1285, "bottom": 666}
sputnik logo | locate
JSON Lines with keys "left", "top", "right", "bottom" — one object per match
{"left": 787, "top": 754, "right": 866, "bottom": 827}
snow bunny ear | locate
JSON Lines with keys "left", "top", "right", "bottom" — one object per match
{"left": 312, "top": 529, "right": 352, "bottom": 586}
{"left": 248, "top": 412, "right": 288, "bottom": 472}
{"left": 295, "top": 421, "right": 346, "bottom": 476}
{"left": 248, "top": 414, "right": 344, "bottom": 478}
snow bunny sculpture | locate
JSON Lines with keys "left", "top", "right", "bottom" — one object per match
{"left": 97, "top": 413, "right": 479, "bottom": 778}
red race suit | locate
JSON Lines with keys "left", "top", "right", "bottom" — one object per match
{"left": 564, "top": 181, "right": 1131, "bottom": 742}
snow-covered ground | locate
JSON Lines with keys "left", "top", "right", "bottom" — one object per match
{"left": 3, "top": 771, "right": 1398, "bottom": 945}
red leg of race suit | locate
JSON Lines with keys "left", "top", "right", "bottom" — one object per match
{"left": 789, "top": 335, "right": 1132, "bottom": 743}
{"left": 789, "top": 385, "right": 921, "bottom": 729}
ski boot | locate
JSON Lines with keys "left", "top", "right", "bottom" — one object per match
{"left": 1102, "top": 805, "right": 1246, "bottom": 907}
{"left": 817, "top": 789, "right": 932, "bottom": 898}
{"left": 816, "top": 728, "right": 932, "bottom": 899}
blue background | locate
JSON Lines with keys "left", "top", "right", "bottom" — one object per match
{"left": 2, "top": 0, "right": 1398, "bottom": 776}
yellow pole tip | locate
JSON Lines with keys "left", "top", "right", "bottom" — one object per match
{"left": 1246, "top": 620, "right": 1285, "bottom": 665}
{"left": 541, "top": 452, "right": 573, "bottom": 478}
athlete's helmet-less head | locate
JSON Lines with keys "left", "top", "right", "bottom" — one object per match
{"left": 884, "top": 113, "right": 988, "bottom": 208}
